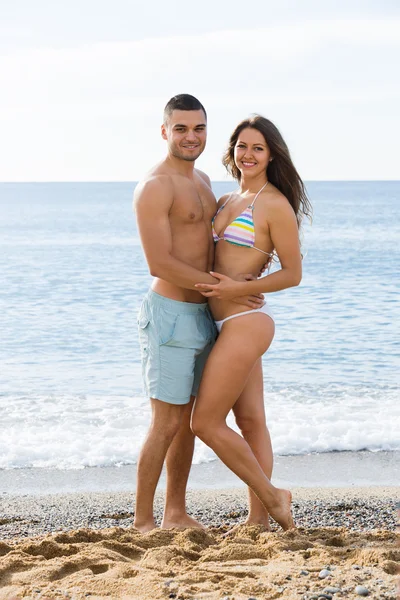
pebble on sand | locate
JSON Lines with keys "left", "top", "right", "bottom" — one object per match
{"left": 355, "top": 585, "right": 370, "bottom": 596}
{"left": 318, "top": 568, "right": 332, "bottom": 579}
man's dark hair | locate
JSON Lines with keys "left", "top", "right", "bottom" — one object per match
{"left": 163, "top": 94, "right": 207, "bottom": 123}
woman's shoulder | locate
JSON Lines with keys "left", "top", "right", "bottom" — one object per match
{"left": 216, "top": 191, "right": 235, "bottom": 208}
{"left": 262, "top": 184, "right": 290, "bottom": 206}
{"left": 261, "top": 184, "right": 295, "bottom": 218}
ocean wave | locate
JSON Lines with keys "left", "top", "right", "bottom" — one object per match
{"left": 0, "top": 386, "right": 398, "bottom": 470}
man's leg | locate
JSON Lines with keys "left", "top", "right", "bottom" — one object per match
{"left": 134, "top": 398, "right": 186, "bottom": 532}
{"left": 162, "top": 396, "right": 204, "bottom": 529}
{"left": 161, "top": 333, "right": 215, "bottom": 529}
{"left": 135, "top": 294, "right": 213, "bottom": 531}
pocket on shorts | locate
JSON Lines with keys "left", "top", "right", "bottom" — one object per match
{"left": 161, "top": 311, "right": 208, "bottom": 351}
{"left": 138, "top": 309, "right": 150, "bottom": 350}
{"left": 138, "top": 313, "right": 150, "bottom": 329}
{"left": 159, "top": 311, "right": 179, "bottom": 345}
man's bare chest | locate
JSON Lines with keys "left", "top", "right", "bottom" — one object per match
{"left": 170, "top": 187, "right": 216, "bottom": 225}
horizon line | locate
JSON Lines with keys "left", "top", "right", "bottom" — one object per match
{"left": 1, "top": 179, "right": 400, "bottom": 184}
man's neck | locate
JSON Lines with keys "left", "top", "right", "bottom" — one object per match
{"left": 165, "top": 154, "right": 196, "bottom": 178}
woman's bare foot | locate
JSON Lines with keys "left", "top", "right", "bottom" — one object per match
{"left": 161, "top": 513, "right": 205, "bottom": 530}
{"left": 268, "top": 489, "right": 295, "bottom": 531}
{"left": 224, "top": 515, "right": 271, "bottom": 537}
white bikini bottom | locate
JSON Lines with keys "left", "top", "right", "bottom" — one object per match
{"left": 214, "top": 302, "right": 274, "bottom": 333}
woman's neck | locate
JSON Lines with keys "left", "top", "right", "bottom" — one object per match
{"left": 239, "top": 175, "right": 268, "bottom": 195}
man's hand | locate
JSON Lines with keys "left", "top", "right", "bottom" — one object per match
{"left": 195, "top": 272, "right": 242, "bottom": 299}
{"left": 195, "top": 271, "right": 265, "bottom": 308}
{"left": 231, "top": 294, "right": 265, "bottom": 309}
{"left": 232, "top": 273, "right": 265, "bottom": 308}
{"left": 258, "top": 254, "right": 273, "bottom": 278}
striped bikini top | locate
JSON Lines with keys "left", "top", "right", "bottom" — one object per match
{"left": 212, "top": 182, "right": 272, "bottom": 256}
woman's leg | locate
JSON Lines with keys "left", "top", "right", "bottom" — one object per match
{"left": 233, "top": 358, "right": 273, "bottom": 528}
{"left": 191, "top": 313, "right": 294, "bottom": 530}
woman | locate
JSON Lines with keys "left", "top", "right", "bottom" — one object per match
{"left": 191, "top": 115, "right": 312, "bottom": 531}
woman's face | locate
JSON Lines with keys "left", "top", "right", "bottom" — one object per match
{"left": 234, "top": 127, "right": 271, "bottom": 178}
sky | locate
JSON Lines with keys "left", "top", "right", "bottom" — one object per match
{"left": 1, "top": 0, "right": 399, "bottom": 181}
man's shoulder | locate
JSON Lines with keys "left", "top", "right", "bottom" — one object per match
{"left": 195, "top": 168, "right": 212, "bottom": 188}
{"left": 134, "top": 172, "right": 173, "bottom": 196}
{"left": 133, "top": 173, "right": 174, "bottom": 210}
{"left": 138, "top": 172, "right": 173, "bottom": 187}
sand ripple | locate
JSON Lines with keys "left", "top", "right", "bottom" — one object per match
{"left": 0, "top": 525, "right": 398, "bottom": 599}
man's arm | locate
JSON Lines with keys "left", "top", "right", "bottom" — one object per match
{"left": 134, "top": 176, "right": 218, "bottom": 289}
{"left": 196, "top": 170, "right": 215, "bottom": 272}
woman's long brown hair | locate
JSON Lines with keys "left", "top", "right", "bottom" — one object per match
{"left": 223, "top": 115, "right": 312, "bottom": 227}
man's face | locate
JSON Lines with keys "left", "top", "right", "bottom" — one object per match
{"left": 162, "top": 109, "right": 207, "bottom": 162}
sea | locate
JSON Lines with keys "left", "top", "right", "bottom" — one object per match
{"left": 0, "top": 181, "right": 399, "bottom": 476}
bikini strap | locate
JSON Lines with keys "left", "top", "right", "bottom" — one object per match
{"left": 219, "top": 192, "right": 235, "bottom": 210}
{"left": 250, "top": 181, "right": 269, "bottom": 207}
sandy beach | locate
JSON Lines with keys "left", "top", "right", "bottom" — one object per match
{"left": 0, "top": 486, "right": 398, "bottom": 599}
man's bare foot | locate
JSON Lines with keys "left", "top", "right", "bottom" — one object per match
{"left": 268, "top": 489, "right": 295, "bottom": 531}
{"left": 161, "top": 513, "right": 205, "bottom": 530}
{"left": 134, "top": 519, "right": 158, "bottom": 533}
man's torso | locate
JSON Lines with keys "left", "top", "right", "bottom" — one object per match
{"left": 141, "top": 162, "right": 216, "bottom": 302}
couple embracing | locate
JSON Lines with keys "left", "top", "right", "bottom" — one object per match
{"left": 133, "top": 94, "right": 311, "bottom": 533}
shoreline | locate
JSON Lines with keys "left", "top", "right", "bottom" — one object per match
{"left": 1, "top": 450, "right": 399, "bottom": 496}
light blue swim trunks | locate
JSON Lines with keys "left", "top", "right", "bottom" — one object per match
{"left": 137, "top": 290, "right": 217, "bottom": 405}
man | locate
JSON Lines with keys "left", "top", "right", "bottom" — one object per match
{"left": 133, "top": 94, "right": 264, "bottom": 532}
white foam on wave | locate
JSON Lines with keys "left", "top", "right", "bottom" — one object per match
{"left": 0, "top": 386, "right": 398, "bottom": 469}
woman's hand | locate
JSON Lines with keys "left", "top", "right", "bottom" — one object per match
{"left": 195, "top": 271, "right": 247, "bottom": 299}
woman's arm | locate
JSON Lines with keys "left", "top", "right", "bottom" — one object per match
{"left": 195, "top": 197, "right": 302, "bottom": 299}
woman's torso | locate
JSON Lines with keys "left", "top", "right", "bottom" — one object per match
{"left": 209, "top": 187, "right": 276, "bottom": 321}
